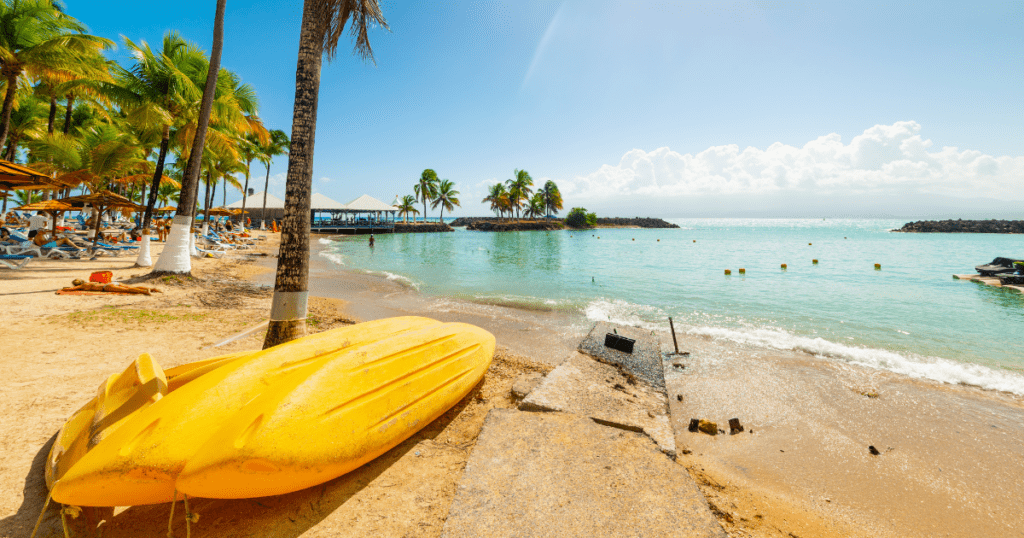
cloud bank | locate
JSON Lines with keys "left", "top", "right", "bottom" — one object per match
{"left": 562, "top": 122, "right": 1024, "bottom": 203}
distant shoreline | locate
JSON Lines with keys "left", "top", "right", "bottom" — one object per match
{"left": 448, "top": 216, "right": 680, "bottom": 230}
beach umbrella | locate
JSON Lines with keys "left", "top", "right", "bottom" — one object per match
{"left": 56, "top": 191, "right": 145, "bottom": 250}
{"left": 0, "top": 160, "right": 58, "bottom": 192}
{"left": 155, "top": 206, "right": 177, "bottom": 212}
{"left": 206, "top": 207, "right": 235, "bottom": 217}
{"left": 15, "top": 199, "right": 75, "bottom": 238}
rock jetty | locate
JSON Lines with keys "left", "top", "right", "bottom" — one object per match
{"left": 595, "top": 217, "right": 680, "bottom": 229}
{"left": 895, "top": 220, "right": 1024, "bottom": 234}
{"left": 393, "top": 222, "right": 453, "bottom": 233}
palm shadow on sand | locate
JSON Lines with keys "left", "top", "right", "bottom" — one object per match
{"left": 2, "top": 384, "right": 483, "bottom": 538}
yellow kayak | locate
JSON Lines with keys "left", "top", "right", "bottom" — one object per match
{"left": 50, "top": 317, "right": 494, "bottom": 507}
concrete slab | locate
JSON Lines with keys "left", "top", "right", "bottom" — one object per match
{"left": 521, "top": 352, "right": 675, "bottom": 457}
{"left": 441, "top": 409, "right": 726, "bottom": 538}
{"left": 578, "top": 321, "right": 666, "bottom": 390}
{"left": 511, "top": 371, "right": 545, "bottom": 399}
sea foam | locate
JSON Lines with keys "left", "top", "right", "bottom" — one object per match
{"left": 583, "top": 299, "right": 1024, "bottom": 396}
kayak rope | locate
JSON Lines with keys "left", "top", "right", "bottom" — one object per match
{"left": 183, "top": 494, "right": 192, "bottom": 538}
{"left": 28, "top": 492, "right": 52, "bottom": 538}
{"left": 166, "top": 489, "right": 176, "bottom": 538}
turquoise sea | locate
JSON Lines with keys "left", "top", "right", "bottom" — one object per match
{"left": 319, "top": 219, "right": 1024, "bottom": 395}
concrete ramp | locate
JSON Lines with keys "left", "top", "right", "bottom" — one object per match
{"left": 441, "top": 409, "right": 726, "bottom": 538}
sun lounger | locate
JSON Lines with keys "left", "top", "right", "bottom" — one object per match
{"left": 9, "top": 241, "right": 78, "bottom": 259}
{"left": 0, "top": 254, "right": 32, "bottom": 269}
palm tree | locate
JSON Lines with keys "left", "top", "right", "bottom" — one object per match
{"left": 3, "top": 93, "right": 45, "bottom": 160}
{"left": 540, "top": 180, "right": 562, "bottom": 217}
{"left": 13, "top": 189, "right": 40, "bottom": 206}
{"left": 505, "top": 169, "right": 533, "bottom": 221}
{"left": 108, "top": 32, "right": 207, "bottom": 247}
{"left": 258, "top": 129, "right": 289, "bottom": 228}
{"left": 152, "top": 0, "right": 226, "bottom": 274}
{"left": 264, "top": 0, "right": 388, "bottom": 349}
{"left": 525, "top": 192, "right": 545, "bottom": 219}
{"left": 0, "top": 0, "right": 113, "bottom": 150}
{"left": 482, "top": 182, "right": 506, "bottom": 221}
{"left": 431, "top": 179, "right": 460, "bottom": 222}
{"left": 156, "top": 181, "right": 178, "bottom": 207}
{"left": 397, "top": 194, "right": 417, "bottom": 223}
{"left": 414, "top": 168, "right": 438, "bottom": 223}
{"left": 237, "top": 132, "right": 260, "bottom": 228}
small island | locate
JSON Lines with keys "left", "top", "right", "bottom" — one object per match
{"left": 895, "top": 219, "right": 1024, "bottom": 234}
{"left": 449, "top": 216, "right": 680, "bottom": 231}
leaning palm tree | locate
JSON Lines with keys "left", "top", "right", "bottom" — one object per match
{"left": 264, "top": 0, "right": 388, "bottom": 348}
{"left": 258, "top": 129, "right": 289, "bottom": 228}
{"left": 482, "top": 182, "right": 506, "bottom": 221}
{"left": 525, "top": 192, "right": 545, "bottom": 219}
{"left": 152, "top": 0, "right": 226, "bottom": 274}
{"left": 0, "top": 0, "right": 113, "bottom": 150}
{"left": 430, "top": 179, "right": 460, "bottom": 222}
{"left": 414, "top": 168, "right": 437, "bottom": 223}
{"left": 540, "top": 179, "right": 562, "bottom": 217}
{"left": 505, "top": 168, "right": 533, "bottom": 221}
{"left": 397, "top": 194, "right": 417, "bottom": 223}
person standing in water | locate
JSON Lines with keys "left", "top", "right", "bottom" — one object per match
{"left": 368, "top": 234, "right": 375, "bottom": 247}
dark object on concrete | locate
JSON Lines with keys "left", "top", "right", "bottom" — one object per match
{"left": 669, "top": 316, "right": 680, "bottom": 353}
{"left": 511, "top": 372, "right": 545, "bottom": 400}
{"left": 604, "top": 332, "right": 636, "bottom": 354}
{"left": 698, "top": 420, "right": 718, "bottom": 436}
{"left": 869, "top": 445, "right": 881, "bottom": 456}
{"left": 441, "top": 410, "right": 727, "bottom": 538}
{"left": 976, "top": 257, "right": 1024, "bottom": 276}
{"left": 688, "top": 419, "right": 700, "bottom": 432}
{"left": 895, "top": 219, "right": 1024, "bottom": 234}
{"left": 728, "top": 418, "right": 744, "bottom": 435}
{"left": 677, "top": 394, "right": 683, "bottom": 402}
{"left": 672, "top": 362, "right": 686, "bottom": 369}
{"left": 579, "top": 322, "right": 665, "bottom": 391}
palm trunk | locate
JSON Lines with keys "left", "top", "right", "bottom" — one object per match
{"left": 264, "top": 0, "right": 324, "bottom": 349}
{"left": 0, "top": 73, "right": 19, "bottom": 152}
{"left": 203, "top": 171, "right": 212, "bottom": 226}
{"left": 4, "top": 134, "right": 17, "bottom": 161}
{"left": 153, "top": 0, "right": 225, "bottom": 274}
{"left": 47, "top": 95, "right": 57, "bottom": 134}
{"left": 141, "top": 127, "right": 171, "bottom": 232}
{"left": 261, "top": 163, "right": 270, "bottom": 228}
{"left": 241, "top": 161, "right": 251, "bottom": 229}
{"left": 63, "top": 94, "right": 74, "bottom": 134}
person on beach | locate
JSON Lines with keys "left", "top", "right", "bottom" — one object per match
{"left": 368, "top": 234, "right": 375, "bottom": 248}
{"left": 61, "top": 280, "right": 160, "bottom": 295}
{"left": 1, "top": 227, "right": 16, "bottom": 247}
{"left": 28, "top": 211, "right": 48, "bottom": 232}
{"left": 28, "top": 229, "right": 83, "bottom": 252}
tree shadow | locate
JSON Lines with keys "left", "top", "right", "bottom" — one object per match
{"left": 3, "top": 382, "right": 483, "bottom": 538}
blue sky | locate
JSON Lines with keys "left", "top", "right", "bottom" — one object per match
{"left": 84, "top": 1, "right": 1023, "bottom": 217}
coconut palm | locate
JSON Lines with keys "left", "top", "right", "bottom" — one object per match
{"left": 540, "top": 180, "right": 562, "bottom": 217}
{"left": 157, "top": 181, "right": 178, "bottom": 207}
{"left": 397, "top": 194, "right": 417, "bottom": 223}
{"left": 237, "top": 132, "right": 260, "bottom": 228}
{"left": 505, "top": 168, "right": 533, "bottom": 221}
{"left": 107, "top": 32, "right": 207, "bottom": 243}
{"left": 431, "top": 179, "right": 460, "bottom": 222}
{"left": 264, "top": 0, "right": 388, "bottom": 349}
{"left": 482, "top": 182, "right": 506, "bottom": 221}
{"left": 525, "top": 193, "right": 545, "bottom": 219}
{"left": 258, "top": 128, "right": 289, "bottom": 228}
{"left": 153, "top": 0, "right": 226, "bottom": 274}
{"left": 13, "top": 189, "right": 39, "bottom": 206}
{"left": 3, "top": 93, "right": 45, "bottom": 160}
{"left": 414, "top": 168, "right": 438, "bottom": 222}
{"left": 0, "top": 0, "right": 113, "bottom": 150}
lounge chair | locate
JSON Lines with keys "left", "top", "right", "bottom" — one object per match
{"left": 8, "top": 241, "right": 77, "bottom": 259}
{"left": 0, "top": 254, "right": 32, "bottom": 269}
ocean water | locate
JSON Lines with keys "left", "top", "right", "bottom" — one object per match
{"left": 319, "top": 219, "right": 1024, "bottom": 394}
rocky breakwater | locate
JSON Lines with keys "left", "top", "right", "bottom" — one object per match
{"left": 595, "top": 217, "right": 680, "bottom": 229}
{"left": 896, "top": 219, "right": 1024, "bottom": 234}
{"left": 466, "top": 219, "right": 565, "bottom": 231}
{"left": 393, "top": 222, "right": 453, "bottom": 233}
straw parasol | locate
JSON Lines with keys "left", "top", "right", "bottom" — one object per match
{"left": 15, "top": 199, "right": 75, "bottom": 237}
{"left": 57, "top": 191, "right": 145, "bottom": 249}
{"left": 155, "top": 206, "right": 176, "bottom": 212}
{"left": 0, "top": 160, "right": 57, "bottom": 192}
{"left": 206, "top": 207, "right": 235, "bottom": 217}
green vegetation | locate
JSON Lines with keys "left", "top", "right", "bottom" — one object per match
{"left": 480, "top": 172, "right": 562, "bottom": 222}
{"left": 565, "top": 207, "right": 596, "bottom": 229}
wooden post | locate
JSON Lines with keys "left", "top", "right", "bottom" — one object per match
{"left": 668, "top": 317, "right": 679, "bottom": 355}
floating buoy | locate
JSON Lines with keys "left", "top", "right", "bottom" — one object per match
{"left": 874, "top": 263, "right": 881, "bottom": 270}
{"left": 808, "top": 243, "right": 812, "bottom": 246}
{"left": 693, "top": 240, "right": 696, "bottom": 243}
{"left": 632, "top": 238, "right": 635, "bottom": 241}
{"left": 739, "top": 268, "right": 746, "bottom": 274}
{"left": 813, "top": 259, "right": 818, "bottom": 264}
{"left": 657, "top": 239, "right": 660, "bottom": 242}
{"left": 724, "top": 269, "right": 731, "bottom": 275}
{"left": 781, "top": 264, "right": 787, "bottom": 269}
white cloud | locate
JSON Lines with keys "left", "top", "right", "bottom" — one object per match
{"left": 319, "top": 176, "right": 331, "bottom": 183}
{"left": 267, "top": 172, "right": 287, "bottom": 187}
{"left": 562, "top": 121, "right": 1024, "bottom": 201}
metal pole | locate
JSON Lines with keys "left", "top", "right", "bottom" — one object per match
{"left": 668, "top": 317, "right": 679, "bottom": 354}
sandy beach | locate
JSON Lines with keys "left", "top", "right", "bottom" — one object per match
{"left": 1, "top": 235, "right": 1022, "bottom": 537}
